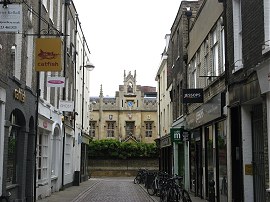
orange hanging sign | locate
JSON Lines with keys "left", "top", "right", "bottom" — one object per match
{"left": 35, "top": 38, "right": 62, "bottom": 71}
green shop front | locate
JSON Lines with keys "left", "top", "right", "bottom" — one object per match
{"left": 170, "top": 128, "right": 191, "bottom": 190}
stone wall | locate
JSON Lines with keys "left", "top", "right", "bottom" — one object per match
{"left": 88, "top": 158, "right": 159, "bottom": 177}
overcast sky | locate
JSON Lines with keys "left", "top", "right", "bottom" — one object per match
{"left": 74, "top": 0, "right": 182, "bottom": 97}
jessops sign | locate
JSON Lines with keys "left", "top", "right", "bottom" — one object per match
{"left": 182, "top": 88, "right": 204, "bottom": 103}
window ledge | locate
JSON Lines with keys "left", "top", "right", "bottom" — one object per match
{"left": 232, "top": 64, "right": 243, "bottom": 74}
{"left": 262, "top": 46, "right": 270, "bottom": 55}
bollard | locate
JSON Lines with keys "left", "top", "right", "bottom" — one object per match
{"left": 209, "top": 180, "right": 215, "bottom": 202}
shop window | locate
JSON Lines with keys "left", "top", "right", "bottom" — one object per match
{"left": 7, "top": 124, "right": 18, "bottom": 185}
{"left": 36, "top": 129, "right": 49, "bottom": 181}
{"left": 217, "top": 122, "right": 227, "bottom": 201}
{"left": 65, "top": 134, "right": 72, "bottom": 174}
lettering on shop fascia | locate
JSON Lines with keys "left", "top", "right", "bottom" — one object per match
{"left": 14, "top": 88, "right": 25, "bottom": 103}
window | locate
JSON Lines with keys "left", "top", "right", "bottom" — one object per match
{"left": 26, "top": 28, "right": 33, "bottom": 87}
{"left": 211, "top": 28, "right": 219, "bottom": 76}
{"left": 42, "top": 0, "right": 48, "bottom": 10}
{"left": 49, "top": 0, "right": 54, "bottom": 21}
{"left": 232, "top": 0, "right": 243, "bottom": 71}
{"left": 7, "top": 113, "right": 19, "bottom": 185}
{"left": 37, "top": 129, "right": 49, "bottom": 181}
{"left": 90, "top": 121, "right": 96, "bottom": 137}
{"left": 126, "top": 122, "right": 134, "bottom": 137}
{"left": 145, "top": 122, "right": 153, "bottom": 137}
{"left": 65, "top": 134, "right": 72, "bottom": 174}
{"left": 107, "top": 121, "right": 115, "bottom": 137}
{"left": 263, "top": 0, "right": 270, "bottom": 53}
{"left": 221, "top": 26, "right": 225, "bottom": 73}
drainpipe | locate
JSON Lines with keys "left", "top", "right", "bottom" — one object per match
{"left": 34, "top": 1, "right": 42, "bottom": 201}
{"left": 61, "top": 0, "right": 70, "bottom": 190}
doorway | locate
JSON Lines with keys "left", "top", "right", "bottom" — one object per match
{"left": 252, "top": 104, "right": 265, "bottom": 201}
{"left": 231, "top": 106, "right": 244, "bottom": 201}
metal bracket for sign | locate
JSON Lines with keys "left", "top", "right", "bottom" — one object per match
{"left": 23, "top": 28, "right": 67, "bottom": 37}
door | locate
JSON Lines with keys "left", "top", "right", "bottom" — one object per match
{"left": 195, "top": 140, "right": 202, "bottom": 197}
{"left": 252, "top": 104, "right": 265, "bottom": 201}
{"left": 231, "top": 106, "right": 244, "bottom": 201}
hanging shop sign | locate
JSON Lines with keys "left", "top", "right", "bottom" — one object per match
{"left": 170, "top": 128, "right": 190, "bottom": 143}
{"left": 59, "top": 100, "right": 74, "bottom": 112}
{"left": 160, "top": 134, "right": 171, "bottom": 148}
{"left": 0, "top": 4, "right": 22, "bottom": 33}
{"left": 47, "top": 76, "right": 65, "bottom": 87}
{"left": 182, "top": 88, "right": 204, "bottom": 103}
{"left": 35, "top": 38, "right": 62, "bottom": 71}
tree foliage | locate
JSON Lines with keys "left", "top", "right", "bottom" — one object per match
{"left": 88, "top": 139, "right": 158, "bottom": 159}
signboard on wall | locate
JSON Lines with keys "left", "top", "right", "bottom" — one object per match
{"left": 0, "top": 4, "right": 22, "bottom": 33}
{"left": 182, "top": 88, "right": 204, "bottom": 103}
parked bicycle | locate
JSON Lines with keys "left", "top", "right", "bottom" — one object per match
{"left": 159, "top": 175, "right": 192, "bottom": 202}
{"left": 147, "top": 171, "right": 169, "bottom": 196}
{"left": 134, "top": 168, "right": 148, "bottom": 184}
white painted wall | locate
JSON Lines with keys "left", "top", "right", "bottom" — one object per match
{"left": 241, "top": 105, "right": 254, "bottom": 202}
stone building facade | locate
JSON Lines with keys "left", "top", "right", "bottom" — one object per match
{"left": 90, "top": 70, "right": 158, "bottom": 143}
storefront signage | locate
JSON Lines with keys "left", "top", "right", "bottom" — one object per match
{"left": 245, "top": 164, "right": 253, "bottom": 175}
{"left": 14, "top": 88, "right": 25, "bottom": 103}
{"left": 59, "top": 100, "right": 74, "bottom": 112}
{"left": 47, "top": 76, "right": 65, "bottom": 87}
{"left": 182, "top": 88, "right": 204, "bottom": 103}
{"left": 0, "top": 4, "right": 22, "bottom": 33}
{"left": 170, "top": 128, "right": 190, "bottom": 143}
{"left": 186, "top": 93, "right": 222, "bottom": 129}
{"left": 160, "top": 134, "right": 171, "bottom": 148}
{"left": 35, "top": 38, "right": 62, "bottom": 72}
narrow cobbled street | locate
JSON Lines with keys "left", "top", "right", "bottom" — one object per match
{"left": 73, "top": 178, "right": 158, "bottom": 202}
{"left": 38, "top": 177, "right": 159, "bottom": 202}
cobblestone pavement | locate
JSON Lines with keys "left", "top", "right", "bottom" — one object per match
{"left": 73, "top": 177, "right": 158, "bottom": 202}
{"left": 37, "top": 177, "right": 207, "bottom": 202}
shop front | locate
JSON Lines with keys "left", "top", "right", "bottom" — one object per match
{"left": 186, "top": 93, "right": 227, "bottom": 201}
{"left": 159, "top": 134, "right": 173, "bottom": 175}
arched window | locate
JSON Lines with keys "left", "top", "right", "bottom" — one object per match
{"left": 7, "top": 112, "right": 20, "bottom": 184}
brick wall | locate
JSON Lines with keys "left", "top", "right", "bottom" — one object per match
{"left": 89, "top": 158, "right": 159, "bottom": 177}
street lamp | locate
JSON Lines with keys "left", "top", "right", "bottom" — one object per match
{"left": 80, "top": 49, "right": 94, "bottom": 181}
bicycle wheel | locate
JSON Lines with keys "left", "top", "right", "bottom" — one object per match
{"left": 181, "top": 189, "right": 192, "bottom": 202}
{"left": 168, "top": 188, "right": 179, "bottom": 202}
{"left": 160, "top": 189, "right": 168, "bottom": 202}
{"left": 147, "top": 180, "right": 156, "bottom": 196}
